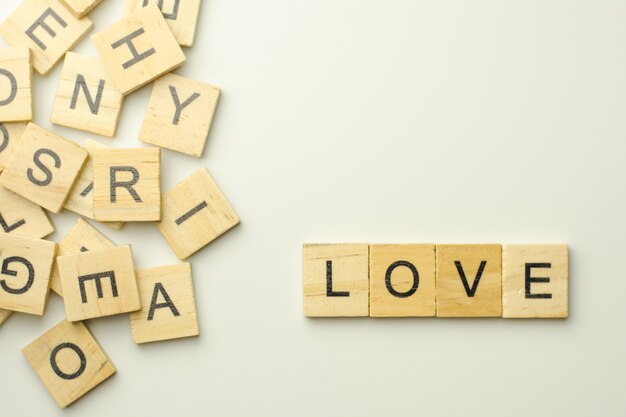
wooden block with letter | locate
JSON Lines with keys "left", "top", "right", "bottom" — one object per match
{"left": 436, "top": 244, "right": 502, "bottom": 317}
{"left": 51, "top": 52, "right": 124, "bottom": 137}
{"left": 303, "top": 243, "right": 369, "bottom": 317}
{"left": 22, "top": 319, "right": 115, "bottom": 408}
{"left": 0, "top": 186, "right": 54, "bottom": 239}
{"left": 125, "top": 0, "right": 201, "bottom": 47}
{"left": 369, "top": 244, "right": 436, "bottom": 317}
{"left": 64, "top": 139, "right": 124, "bottom": 230}
{"left": 58, "top": 245, "right": 140, "bottom": 321}
{"left": 130, "top": 263, "right": 199, "bottom": 344}
{"left": 49, "top": 218, "right": 115, "bottom": 297}
{"left": 91, "top": 4, "right": 185, "bottom": 95}
{"left": 92, "top": 148, "right": 161, "bottom": 222}
{"left": 59, "top": 0, "right": 103, "bottom": 18}
{"left": 0, "top": 123, "right": 87, "bottom": 213}
{"left": 139, "top": 73, "right": 219, "bottom": 157}
{"left": 0, "top": 122, "right": 27, "bottom": 171}
{"left": 0, "top": 234, "right": 56, "bottom": 315}
{"left": 0, "top": 48, "right": 32, "bottom": 122}
{"left": 157, "top": 167, "right": 239, "bottom": 259}
{"left": 0, "top": 0, "right": 93, "bottom": 75}
{"left": 502, "top": 244, "right": 568, "bottom": 318}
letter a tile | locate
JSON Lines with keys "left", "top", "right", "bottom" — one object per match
{"left": 58, "top": 245, "right": 140, "bottom": 321}
{"left": 0, "top": 48, "right": 32, "bottom": 122}
{"left": 22, "top": 319, "right": 115, "bottom": 408}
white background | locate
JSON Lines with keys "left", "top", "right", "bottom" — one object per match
{"left": 1, "top": 0, "right": 626, "bottom": 416}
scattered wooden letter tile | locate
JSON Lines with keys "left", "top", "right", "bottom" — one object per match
{"left": 64, "top": 139, "right": 124, "bottom": 230}
{"left": 0, "top": 234, "right": 56, "bottom": 315}
{"left": 22, "top": 319, "right": 115, "bottom": 408}
{"left": 0, "top": 186, "right": 54, "bottom": 239}
{"left": 369, "top": 244, "right": 436, "bottom": 317}
{"left": 157, "top": 167, "right": 239, "bottom": 259}
{"left": 125, "top": 0, "right": 201, "bottom": 47}
{"left": 49, "top": 218, "right": 115, "bottom": 297}
{"left": 502, "top": 244, "right": 568, "bottom": 318}
{"left": 51, "top": 52, "right": 124, "bottom": 137}
{"left": 0, "top": 123, "right": 87, "bottom": 213}
{"left": 0, "top": 308, "right": 12, "bottom": 325}
{"left": 0, "top": 122, "right": 27, "bottom": 171}
{"left": 139, "top": 73, "right": 220, "bottom": 157}
{"left": 91, "top": 4, "right": 186, "bottom": 95}
{"left": 436, "top": 244, "right": 502, "bottom": 317}
{"left": 0, "top": 48, "right": 32, "bottom": 122}
{"left": 0, "top": 0, "right": 93, "bottom": 75}
{"left": 58, "top": 245, "right": 140, "bottom": 321}
{"left": 59, "top": 0, "right": 103, "bottom": 18}
{"left": 130, "top": 263, "right": 199, "bottom": 344}
{"left": 92, "top": 148, "right": 161, "bottom": 222}
{"left": 303, "top": 243, "right": 369, "bottom": 317}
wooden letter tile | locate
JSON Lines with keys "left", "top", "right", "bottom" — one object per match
{"left": 0, "top": 234, "right": 56, "bottom": 315}
{"left": 0, "top": 48, "right": 32, "bottom": 122}
{"left": 51, "top": 52, "right": 124, "bottom": 137}
{"left": 157, "top": 167, "right": 239, "bottom": 259}
{"left": 91, "top": 4, "right": 186, "bottom": 95}
{"left": 139, "top": 73, "right": 220, "bottom": 157}
{"left": 125, "top": 0, "right": 201, "bottom": 47}
{"left": 436, "top": 244, "right": 502, "bottom": 317}
{"left": 0, "top": 122, "right": 27, "bottom": 171}
{"left": 303, "top": 243, "right": 369, "bottom": 317}
{"left": 0, "top": 123, "right": 87, "bottom": 213}
{"left": 22, "top": 319, "right": 115, "bottom": 408}
{"left": 369, "top": 244, "right": 436, "bottom": 317}
{"left": 58, "top": 245, "right": 140, "bottom": 321}
{"left": 0, "top": 0, "right": 93, "bottom": 75}
{"left": 49, "top": 218, "right": 115, "bottom": 297}
{"left": 59, "top": 0, "right": 103, "bottom": 18}
{"left": 0, "top": 186, "right": 54, "bottom": 239}
{"left": 502, "top": 244, "right": 568, "bottom": 318}
{"left": 130, "top": 263, "right": 199, "bottom": 344}
{"left": 92, "top": 148, "right": 161, "bottom": 222}
{"left": 0, "top": 308, "right": 12, "bottom": 325}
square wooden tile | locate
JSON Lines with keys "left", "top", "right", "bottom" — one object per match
{"left": 0, "top": 308, "right": 11, "bottom": 325}
{"left": 0, "top": 123, "right": 87, "bottom": 213}
{"left": 0, "top": 185, "right": 54, "bottom": 239}
{"left": 22, "top": 319, "right": 115, "bottom": 408}
{"left": 502, "top": 244, "right": 568, "bottom": 318}
{"left": 0, "top": 122, "right": 27, "bottom": 171}
{"left": 139, "top": 73, "right": 220, "bottom": 157}
{"left": 49, "top": 218, "right": 115, "bottom": 297}
{"left": 130, "top": 263, "right": 199, "bottom": 344}
{"left": 59, "top": 0, "right": 103, "bottom": 18}
{"left": 92, "top": 148, "right": 161, "bottom": 222}
{"left": 0, "top": 0, "right": 93, "bottom": 75}
{"left": 0, "top": 48, "right": 32, "bottom": 122}
{"left": 91, "top": 4, "right": 185, "bottom": 95}
{"left": 157, "top": 167, "right": 239, "bottom": 259}
{"left": 303, "top": 243, "right": 369, "bottom": 317}
{"left": 0, "top": 234, "right": 56, "bottom": 315}
{"left": 125, "top": 0, "right": 201, "bottom": 47}
{"left": 436, "top": 244, "right": 502, "bottom": 317}
{"left": 51, "top": 52, "right": 124, "bottom": 137}
{"left": 369, "top": 244, "right": 436, "bottom": 317}
{"left": 58, "top": 245, "right": 140, "bottom": 321}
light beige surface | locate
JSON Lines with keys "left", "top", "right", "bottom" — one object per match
{"left": 369, "top": 244, "right": 436, "bottom": 317}
{"left": 0, "top": 122, "right": 27, "bottom": 171}
{"left": 436, "top": 244, "right": 502, "bottom": 317}
{"left": 58, "top": 245, "right": 140, "bottom": 321}
{"left": 139, "top": 73, "right": 220, "bottom": 157}
{"left": 0, "top": 48, "right": 31, "bottom": 121}
{"left": 157, "top": 167, "right": 238, "bottom": 259}
{"left": 125, "top": 0, "right": 201, "bottom": 47}
{"left": 91, "top": 4, "right": 185, "bottom": 95}
{"left": 0, "top": 185, "right": 54, "bottom": 238}
{"left": 59, "top": 0, "right": 103, "bottom": 18}
{"left": 130, "top": 262, "right": 199, "bottom": 344}
{"left": 51, "top": 52, "right": 124, "bottom": 137}
{"left": 0, "top": 234, "right": 56, "bottom": 315}
{"left": 503, "top": 244, "right": 568, "bottom": 318}
{"left": 0, "top": 0, "right": 92, "bottom": 75}
{"left": 22, "top": 319, "right": 115, "bottom": 408}
{"left": 92, "top": 148, "right": 161, "bottom": 222}
{"left": 0, "top": 123, "right": 87, "bottom": 213}
{"left": 49, "top": 218, "right": 115, "bottom": 297}
{"left": 303, "top": 243, "right": 369, "bottom": 317}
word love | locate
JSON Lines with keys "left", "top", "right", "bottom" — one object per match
{"left": 303, "top": 243, "right": 568, "bottom": 318}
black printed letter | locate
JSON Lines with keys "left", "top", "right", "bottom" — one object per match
{"left": 27, "top": 148, "right": 61, "bottom": 186}
{"left": 109, "top": 166, "right": 142, "bottom": 203}
{"left": 0, "top": 256, "right": 34, "bottom": 295}
{"left": 110, "top": 28, "right": 156, "bottom": 69}
{"left": 50, "top": 343, "right": 86, "bottom": 380}
{"left": 147, "top": 283, "right": 180, "bottom": 320}
{"left": 169, "top": 86, "right": 200, "bottom": 125}
{"left": 454, "top": 260, "right": 486, "bottom": 297}
{"left": 70, "top": 74, "right": 105, "bottom": 115}
{"left": 525, "top": 263, "right": 552, "bottom": 299}
{"left": 326, "top": 260, "right": 349, "bottom": 297}
{"left": 78, "top": 271, "right": 118, "bottom": 303}
{"left": 385, "top": 260, "right": 419, "bottom": 298}
{"left": 0, "top": 70, "right": 17, "bottom": 106}
{"left": 142, "top": 0, "right": 181, "bottom": 19}
{"left": 25, "top": 8, "right": 67, "bottom": 51}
